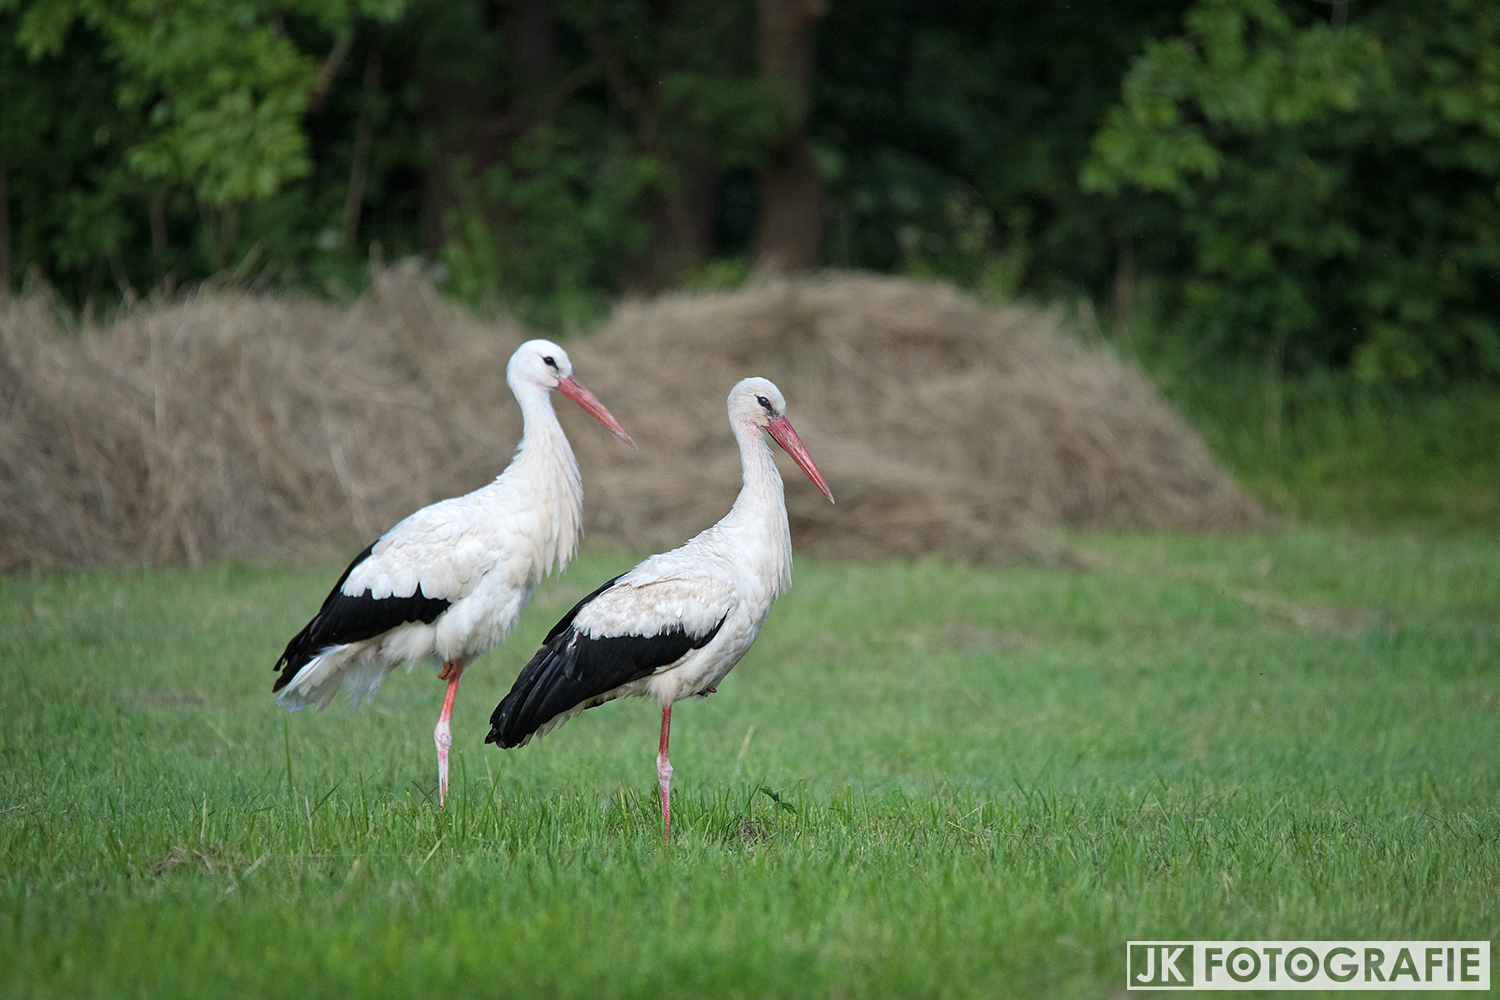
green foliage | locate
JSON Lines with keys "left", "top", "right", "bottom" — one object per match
{"left": 5, "top": 0, "right": 1186, "bottom": 313}
{"left": 816, "top": 0, "right": 1190, "bottom": 298}
{"left": 19, "top": 1, "right": 309, "bottom": 205}
{"left": 0, "top": 12, "right": 136, "bottom": 295}
{"left": 1086, "top": 0, "right": 1500, "bottom": 380}
{"left": 4, "top": 0, "right": 1499, "bottom": 385}
{"left": 2, "top": 539, "right": 1498, "bottom": 996}
{"left": 432, "top": 0, "right": 789, "bottom": 324}
{"left": 0, "top": 0, "right": 409, "bottom": 301}
{"left": 438, "top": 121, "right": 661, "bottom": 325}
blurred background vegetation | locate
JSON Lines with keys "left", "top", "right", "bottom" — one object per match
{"left": 2, "top": 0, "right": 1497, "bottom": 527}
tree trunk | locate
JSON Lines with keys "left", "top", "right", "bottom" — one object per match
{"left": 626, "top": 154, "right": 719, "bottom": 292}
{"left": 419, "top": 75, "right": 503, "bottom": 255}
{"left": 0, "top": 159, "right": 10, "bottom": 302}
{"left": 501, "top": 0, "right": 558, "bottom": 97}
{"left": 752, "top": 0, "right": 826, "bottom": 275}
{"left": 418, "top": 0, "right": 558, "bottom": 256}
{"left": 343, "top": 43, "right": 383, "bottom": 246}
{"left": 1112, "top": 234, "right": 1133, "bottom": 340}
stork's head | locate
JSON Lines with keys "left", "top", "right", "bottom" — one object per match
{"left": 508, "top": 339, "right": 635, "bottom": 447}
{"left": 730, "top": 377, "right": 834, "bottom": 503}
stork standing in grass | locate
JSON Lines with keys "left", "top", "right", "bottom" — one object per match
{"left": 486, "top": 377, "right": 834, "bottom": 840}
{"left": 272, "top": 339, "right": 635, "bottom": 806}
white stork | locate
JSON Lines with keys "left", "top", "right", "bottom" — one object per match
{"left": 272, "top": 339, "right": 634, "bottom": 806}
{"left": 485, "top": 377, "right": 834, "bottom": 839}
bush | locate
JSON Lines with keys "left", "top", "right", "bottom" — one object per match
{"left": 1085, "top": 0, "right": 1500, "bottom": 381}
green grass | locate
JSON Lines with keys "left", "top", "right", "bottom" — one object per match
{"left": 2, "top": 533, "right": 1498, "bottom": 998}
{"left": 1122, "top": 342, "right": 1500, "bottom": 532}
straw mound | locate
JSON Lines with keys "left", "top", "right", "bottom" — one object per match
{"left": 574, "top": 274, "right": 1261, "bottom": 561}
{"left": 0, "top": 265, "right": 1260, "bottom": 572}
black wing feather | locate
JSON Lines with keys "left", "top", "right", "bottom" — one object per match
{"left": 272, "top": 542, "right": 451, "bottom": 692}
{"left": 485, "top": 577, "right": 725, "bottom": 748}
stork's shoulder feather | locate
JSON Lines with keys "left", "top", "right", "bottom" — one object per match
{"left": 569, "top": 548, "right": 738, "bottom": 642}
{"left": 342, "top": 485, "right": 542, "bottom": 603}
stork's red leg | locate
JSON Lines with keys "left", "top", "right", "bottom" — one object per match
{"left": 657, "top": 704, "right": 673, "bottom": 842}
{"left": 434, "top": 661, "right": 464, "bottom": 808}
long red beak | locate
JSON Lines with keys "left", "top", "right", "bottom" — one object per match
{"left": 556, "top": 375, "right": 636, "bottom": 448}
{"left": 767, "top": 416, "right": 834, "bottom": 503}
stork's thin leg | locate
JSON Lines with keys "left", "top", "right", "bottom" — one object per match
{"left": 434, "top": 661, "right": 465, "bottom": 808}
{"left": 657, "top": 704, "right": 674, "bottom": 842}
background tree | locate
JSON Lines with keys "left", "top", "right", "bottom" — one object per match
{"left": 0, "top": 0, "right": 407, "bottom": 305}
{"left": 811, "top": 0, "right": 1191, "bottom": 297}
{"left": 751, "top": 0, "right": 825, "bottom": 274}
{"left": 1084, "top": 0, "right": 1500, "bottom": 380}
{"left": 313, "top": 0, "right": 793, "bottom": 323}
{"left": 3, "top": 0, "right": 1498, "bottom": 385}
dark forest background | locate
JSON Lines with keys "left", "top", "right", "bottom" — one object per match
{"left": 3, "top": 0, "right": 1499, "bottom": 384}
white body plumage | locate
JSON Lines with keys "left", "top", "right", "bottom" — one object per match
{"left": 545, "top": 409, "right": 794, "bottom": 728}
{"left": 274, "top": 420, "right": 581, "bottom": 710}
{"left": 486, "top": 377, "right": 834, "bottom": 839}
{"left": 272, "top": 339, "right": 633, "bottom": 806}
{"left": 485, "top": 377, "right": 832, "bottom": 837}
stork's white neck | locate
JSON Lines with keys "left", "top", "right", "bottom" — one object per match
{"left": 719, "top": 417, "right": 793, "bottom": 596}
{"left": 512, "top": 379, "right": 569, "bottom": 456}
{"left": 490, "top": 378, "right": 583, "bottom": 579}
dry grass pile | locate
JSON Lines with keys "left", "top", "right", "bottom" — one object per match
{"left": 574, "top": 274, "right": 1261, "bottom": 561}
{"left": 0, "top": 268, "right": 516, "bottom": 572}
{"left": 0, "top": 266, "right": 1260, "bottom": 572}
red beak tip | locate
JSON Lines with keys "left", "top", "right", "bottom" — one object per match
{"left": 558, "top": 376, "right": 634, "bottom": 447}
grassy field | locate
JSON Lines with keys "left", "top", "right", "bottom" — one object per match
{"left": 2, "top": 532, "right": 1498, "bottom": 998}
{"left": 1123, "top": 341, "right": 1500, "bottom": 534}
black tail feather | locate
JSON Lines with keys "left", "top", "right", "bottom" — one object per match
{"left": 272, "top": 542, "right": 450, "bottom": 692}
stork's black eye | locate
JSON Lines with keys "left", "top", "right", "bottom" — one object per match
{"left": 543, "top": 356, "right": 557, "bottom": 369}
{"left": 756, "top": 395, "right": 773, "bottom": 414}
